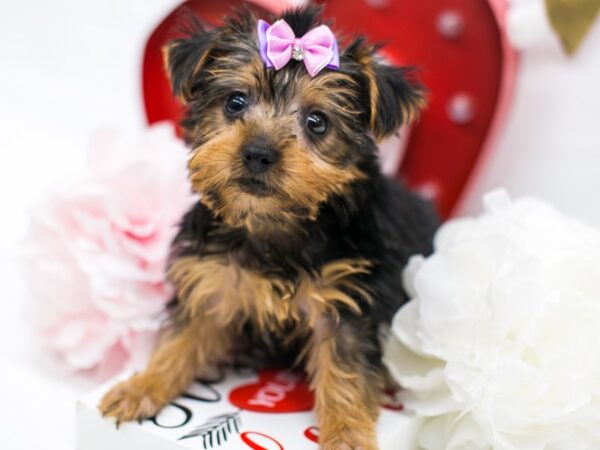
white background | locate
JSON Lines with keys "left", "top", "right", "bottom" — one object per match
{"left": 458, "top": 0, "right": 600, "bottom": 224}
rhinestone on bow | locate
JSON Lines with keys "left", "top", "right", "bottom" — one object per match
{"left": 292, "top": 45, "right": 305, "bottom": 61}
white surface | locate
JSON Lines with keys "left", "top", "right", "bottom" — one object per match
{"left": 77, "top": 370, "right": 422, "bottom": 450}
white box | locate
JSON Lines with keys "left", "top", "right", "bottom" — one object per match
{"left": 76, "top": 368, "right": 421, "bottom": 450}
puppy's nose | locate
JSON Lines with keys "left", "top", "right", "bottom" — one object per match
{"left": 241, "top": 144, "right": 278, "bottom": 174}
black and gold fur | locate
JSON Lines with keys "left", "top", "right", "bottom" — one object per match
{"left": 100, "top": 5, "right": 438, "bottom": 449}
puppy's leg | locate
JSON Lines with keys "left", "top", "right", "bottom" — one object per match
{"left": 98, "top": 317, "right": 232, "bottom": 424}
{"left": 307, "top": 321, "right": 382, "bottom": 450}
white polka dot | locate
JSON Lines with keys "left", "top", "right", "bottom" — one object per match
{"left": 447, "top": 93, "right": 475, "bottom": 124}
{"left": 437, "top": 10, "right": 464, "bottom": 39}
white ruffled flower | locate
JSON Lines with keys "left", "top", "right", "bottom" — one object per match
{"left": 384, "top": 190, "right": 600, "bottom": 450}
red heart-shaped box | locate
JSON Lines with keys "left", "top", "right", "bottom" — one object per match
{"left": 142, "top": 0, "right": 515, "bottom": 217}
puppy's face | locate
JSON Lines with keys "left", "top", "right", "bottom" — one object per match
{"left": 165, "top": 8, "right": 424, "bottom": 233}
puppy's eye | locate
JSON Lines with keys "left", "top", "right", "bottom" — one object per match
{"left": 226, "top": 92, "right": 248, "bottom": 114}
{"left": 306, "top": 112, "right": 328, "bottom": 135}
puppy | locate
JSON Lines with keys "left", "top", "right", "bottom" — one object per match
{"left": 99, "top": 5, "right": 438, "bottom": 449}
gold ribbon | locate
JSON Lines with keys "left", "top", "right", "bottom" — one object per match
{"left": 545, "top": 0, "right": 600, "bottom": 55}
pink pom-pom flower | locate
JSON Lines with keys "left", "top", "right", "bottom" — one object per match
{"left": 21, "top": 123, "right": 195, "bottom": 377}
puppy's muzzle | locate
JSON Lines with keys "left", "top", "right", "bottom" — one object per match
{"left": 242, "top": 144, "right": 279, "bottom": 175}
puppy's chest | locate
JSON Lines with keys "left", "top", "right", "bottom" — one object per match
{"left": 168, "top": 255, "right": 373, "bottom": 333}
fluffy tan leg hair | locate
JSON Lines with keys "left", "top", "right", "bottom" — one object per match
{"left": 98, "top": 317, "right": 233, "bottom": 425}
{"left": 306, "top": 324, "right": 381, "bottom": 450}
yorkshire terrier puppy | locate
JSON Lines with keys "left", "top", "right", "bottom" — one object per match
{"left": 99, "top": 4, "right": 438, "bottom": 449}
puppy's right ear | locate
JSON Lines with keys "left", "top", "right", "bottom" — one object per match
{"left": 163, "top": 22, "right": 215, "bottom": 103}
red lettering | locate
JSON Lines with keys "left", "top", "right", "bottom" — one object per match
{"left": 240, "top": 431, "right": 285, "bottom": 450}
{"left": 304, "top": 426, "right": 319, "bottom": 443}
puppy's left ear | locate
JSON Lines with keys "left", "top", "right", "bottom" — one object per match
{"left": 350, "top": 42, "right": 426, "bottom": 141}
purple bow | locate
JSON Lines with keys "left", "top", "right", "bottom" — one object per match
{"left": 257, "top": 19, "right": 340, "bottom": 77}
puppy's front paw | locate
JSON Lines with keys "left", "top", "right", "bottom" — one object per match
{"left": 98, "top": 373, "right": 168, "bottom": 425}
{"left": 320, "top": 428, "right": 378, "bottom": 450}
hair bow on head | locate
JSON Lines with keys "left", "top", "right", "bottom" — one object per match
{"left": 257, "top": 19, "right": 340, "bottom": 77}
